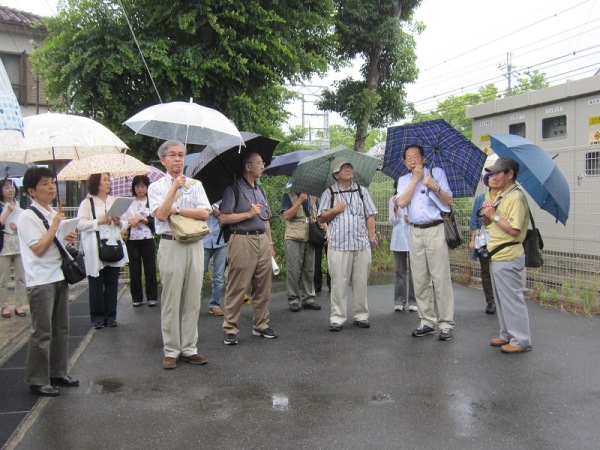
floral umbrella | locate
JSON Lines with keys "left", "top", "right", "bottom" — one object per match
{"left": 57, "top": 153, "right": 149, "bottom": 181}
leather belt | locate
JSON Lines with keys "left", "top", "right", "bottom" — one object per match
{"left": 160, "top": 234, "right": 175, "bottom": 240}
{"left": 411, "top": 220, "right": 443, "bottom": 229}
{"left": 231, "top": 230, "right": 265, "bottom": 235}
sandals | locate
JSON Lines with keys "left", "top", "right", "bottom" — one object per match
{"left": 15, "top": 308, "right": 26, "bottom": 317}
{"left": 2, "top": 307, "right": 11, "bottom": 318}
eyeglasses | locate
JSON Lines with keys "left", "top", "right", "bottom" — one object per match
{"left": 404, "top": 155, "right": 422, "bottom": 161}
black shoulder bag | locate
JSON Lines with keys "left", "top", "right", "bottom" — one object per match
{"left": 29, "top": 207, "right": 86, "bottom": 284}
{"left": 90, "top": 198, "right": 125, "bottom": 263}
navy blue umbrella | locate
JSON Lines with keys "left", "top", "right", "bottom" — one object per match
{"left": 490, "top": 134, "right": 570, "bottom": 225}
{"left": 382, "top": 119, "right": 487, "bottom": 198}
{"left": 263, "top": 150, "right": 323, "bottom": 176}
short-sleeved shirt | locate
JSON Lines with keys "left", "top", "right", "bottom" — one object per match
{"left": 487, "top": 184, "right": 529, "bottom": 261}
{"left": 17, "top": 201, "right": 64, "bottom": 287}
{"left": 220, "top": 178, "right": 271, "bottom": 232}
{"left": 396, "top": 167, "right": 452, "bottom": 224}
{"left": 317, "top": 182, "right": 377, "bottom": 251}
{"left": 388, "top": 196, "right": 410, "bottom": 252}
{"left": 148, "top": 174, "right": 211, "bottom": 235}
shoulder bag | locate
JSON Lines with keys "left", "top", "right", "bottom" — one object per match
{"left": 90, "top": 198, "right": 125, "bottom": 262}
{"left": 29, "top": 207, "right": 86, "bottom": 284}
{"left": 167, "top": 179, "right": 210, "bottom": 243}
{"left": 441, "top": 208, "right": 463, "bottom": 249}
{"left": 486, "top": 209, "right": 543, "bottom": 267}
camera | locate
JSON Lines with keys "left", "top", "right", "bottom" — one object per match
{"left": 477, "top": 246, "right": 490, "bottom": 259}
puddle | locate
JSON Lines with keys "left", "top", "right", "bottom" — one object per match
{"left": 88, "top": 378, "right": 124, "bottom": 394}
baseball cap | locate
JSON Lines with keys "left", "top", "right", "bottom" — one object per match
{"left": 485, "top": 157, "right": 519, "bottom": 174}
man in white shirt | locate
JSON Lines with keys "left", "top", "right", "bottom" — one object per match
{"left": 148, "top": 140, "right": 211, "bottom": 370}
{"left": 18, "top": 167, "right": 79, "bottom": 396}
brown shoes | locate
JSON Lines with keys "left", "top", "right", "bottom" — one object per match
{"left": 490, "top": 338, "right": 509, "bottom": 347}
{"left": 162, "top": 357, "right": 177, "bottom": 370}
{"left": 180, "top": 353, "right": 208, "bottom": 365}
{"left": 501, "top": 344, "right": 532, "bottom": 354}
{"left": 209, "top": 306, "right": 224, "bottom": 316}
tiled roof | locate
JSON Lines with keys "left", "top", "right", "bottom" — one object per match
{"left": 0, "top": 6, "right": 43, "bottom": 26}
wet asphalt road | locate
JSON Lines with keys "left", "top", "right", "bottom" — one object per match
{"left": 7, "top": 283, "right": 600, "bottom": 449}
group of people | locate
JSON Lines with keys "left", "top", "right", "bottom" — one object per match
{"left": 12, "top": 140, "right": 533, "bottom": 396}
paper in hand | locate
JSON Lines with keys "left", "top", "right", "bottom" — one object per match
{"left": 57, "top": 218, "right": 79, "bottom": 243}
{"left": 106, "top": 197, "right": 135, "bottom": 217}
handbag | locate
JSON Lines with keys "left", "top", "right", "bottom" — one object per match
{"left": 29, "top": 207, "right": 86, "bottom": 284}
{"left": 523, "top": 211, "right": 543, "bottom": 268}
{"left": 441, "top": 209, "right": 463, "bottom": 249}
{"left": 308, "top": 221, "right": 326, "bottom": 247}
{"left": 168, "top": 214, "right": 210, "bottom": 242}
{"left": 90, "top": 198, "right": 125, "bottom": 262}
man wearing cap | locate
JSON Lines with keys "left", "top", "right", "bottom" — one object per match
{"left": 395, "top": 144, "right": 455, "bottom": 341}
{"left": 317, "top": 157, "right": 378, "bottom": 332}
{"left": 481, "top": 157, "right": 532, "bottom": 354}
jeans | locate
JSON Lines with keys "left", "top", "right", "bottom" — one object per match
{"left": 204, "top": 245, "right": 226, "bottom": 308}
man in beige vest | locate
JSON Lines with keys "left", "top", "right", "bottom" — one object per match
{"left": 281, "top": 190, "right": 322, "bottom": 312}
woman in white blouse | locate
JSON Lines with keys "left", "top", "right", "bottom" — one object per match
{"left": 126, "top": 175, "right": 158, "bottom": 308}
{"left": 77, "top": 173, "right": 129, "bottom": 329}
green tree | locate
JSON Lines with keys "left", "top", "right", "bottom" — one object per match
{"left": 317, "top": 0, "right": 422, "bottom": 152}
{"left": 508, "top": 70, "right": 550, "bottom": 96}
{"left": 33, "top": 0, "right": 337, "bottom": 160}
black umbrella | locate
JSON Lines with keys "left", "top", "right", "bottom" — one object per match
{"left": 186, "top": 132, "right": 279, "bottom": 203}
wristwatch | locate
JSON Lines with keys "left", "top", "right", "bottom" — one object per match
{"left": 175, "top": 206, "right": 180, "bottom": 215}
{"left": 493, "top": 215, "right": 501, "bottom": 222}
{"left": 435, "top": 187, "right": 441, "bottom": 194}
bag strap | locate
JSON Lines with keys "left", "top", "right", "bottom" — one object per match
{"left": 28, "top": 206, "right": 72, "bottom": 260}
{"left": 329, "top": 184, "right": 367, "bottom": 216}
{"left": 487, "top": 208, "right": 536, "bottom": 258}
{"left": 89, "top": 197, "right": 104, "bottom": 245}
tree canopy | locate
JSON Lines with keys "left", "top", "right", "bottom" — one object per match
{"left": 317, "top": 0, "right": 422, "bottom": 152}
{"left": 33, "top": 0, "right": 337, "bottom": 160}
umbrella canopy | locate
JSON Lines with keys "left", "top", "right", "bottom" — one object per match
{"left": 366, "top": 141, "right": 386, "bottom": 160}
{"left": 186, "top": 132, "right": 279, "bottom": 203}
{"left": 0, "top": 161, "right": 35, "bottom": 178}
{"left": 383, "top": 119, "right": 487, "bottom": 198}
{"left": 490, "top": 134, "right": 570, "bottom": 225}
{"left": 291, "top": 145, "right": 381, "bottom": 197}
{"left": 124, "top": 99, "right": 243, "bottom": 148}
{"left": 0, "top": 113, "right": 128, "bottom": 163}
{"left": 0, "top": 59, "right": 24, "bottom": 134}
{"left": 57, "top": 153, "right": 149, "bottom": 181}
{"left": 110, "top": 165, "right": 166, "bottom": 197}
{"left": 263, "top": 150, "right": 323, "bottom": 176}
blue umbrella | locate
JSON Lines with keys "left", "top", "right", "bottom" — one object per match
{"left": 383, "top": 119, "right": 487, "bottom": 198}
{"left": 490, "top": 134, "right": 570, "bottom": 225}
{"left": 263, "top": 150, "right": 323, "bottom": 176}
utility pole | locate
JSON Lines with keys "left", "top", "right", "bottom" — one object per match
{"left": 500, "top": 52, "right": 518, "bottom": 96}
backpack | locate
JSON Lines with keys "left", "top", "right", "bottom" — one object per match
{"left": 217, "top": 180, "right": 267, "bottom": 244}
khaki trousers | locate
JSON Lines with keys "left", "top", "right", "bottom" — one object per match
{"left": 157, "top": 239, "right": 204, "bottom": 358}
{"left": 328, "top": 247, "right": 371, "bottom": 325}
{"left": 223, "top": 233, "right": 272, "bottom": 334}
{"left": 0, "top": 253, "right": 27, "bottom": 308}
{"left": 409, "top": 224, "right": 455, "bottom": 329}
{"left": 284, "top": 239, "right": 315, "bottom": 305}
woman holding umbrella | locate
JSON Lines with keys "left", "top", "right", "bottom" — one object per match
{"left": 77, "top": 173, "right": 129, "bottom": 329}
{"left": 0, "top": 178, "right": 27, "bottom": 318}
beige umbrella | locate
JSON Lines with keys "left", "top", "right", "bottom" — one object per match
{"left": 57, "top": 153, "right": 148, "bottom": 181}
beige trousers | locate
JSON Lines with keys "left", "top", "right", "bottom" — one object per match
{"left": 0, "top": 253, "right": 27, "bottom": 308}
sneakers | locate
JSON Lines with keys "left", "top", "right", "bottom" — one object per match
{"left": 412, "top": 323, "right": 436, "bottom": 337}
{"left": 209, "top": 306, "right": 224, "bottom": 316}
{"left": 328, "top": 323, "right": 342, "bottom": 332}
{"left": 408, "top": 305, "right": 419, "bottom": 312}
{"left": 303, "top": 302, "right": 322, "bottom": 310}
{"left": 179, "top": 353, "right": 208, "bottom": 365}
{"left": 224, "top": 333, "right": 238, "bottom": 345}
{"left": 148, "top": 300, "right": 157, "bottom": 307}
{"left": 486, "top": 303, "right": 496, "bottom": 314}
{"left": 289, "top": 303, "right": 301, "bottom": 312}
{"left": 93, "top": 322, "right": 104, "bottom": 330}
{"left": 394, "top": 305, "right": 404, "bottom": 312}
{"left": 354, "top": 319, "right": 370, "bottom": 328}
{"left": 106, "top": 320, "right": 118, "bottom": 327}
{"left": 439, "top": 328, "right": 453, "bottom": 341}
{"left": 252, "top": 327, "right": 277, "bottom": 339}
{"left": 132, "top": 302, "right": 142, "bottom": 307}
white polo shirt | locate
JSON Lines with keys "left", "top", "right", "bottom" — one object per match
{"left": 17, "top": 201, "right": 64, "bottom": 287}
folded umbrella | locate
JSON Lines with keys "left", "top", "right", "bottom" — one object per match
{"left": 490, "top": 134, "right": 570, "bottom": 225}
{"left": 383, "top": 119, "right": 486, "bottom": 198}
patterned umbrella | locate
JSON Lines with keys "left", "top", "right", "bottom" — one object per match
{"left": 57, "top": 153, "right": 149, "bottom": 181}
{"left": 383, "top": 119, "right": 486, "bottom": 198}
{"left": 110, "top": 165, "right": 166, "bottom": 197}
{"left": 0, "top": 59, "right": 24, "bottom": 134}
{"left": 263, "top": 150, "right": 323, "bottom": 176}
{"left": 291, "top": 145, "right": 381, "bottom": 197}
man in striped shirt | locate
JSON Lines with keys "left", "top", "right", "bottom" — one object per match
{"left": 317, "top": 157, "right": 378, "bottom": 332}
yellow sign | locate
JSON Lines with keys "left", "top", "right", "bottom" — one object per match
{"left": 589, "top": 130, "right": 600, "bottom": 146}
{"left": 480, "top": 134, "right": 490, "bottom": 142}
{"left": 589, "top": 116, "right": 600, "bottom": 125}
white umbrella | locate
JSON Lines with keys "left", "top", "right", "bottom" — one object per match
{"left": 123, "top": 99, "right": 243, "bottom": 148}
{"left": 0, "top": 113, "right": 128, "bottom": 163}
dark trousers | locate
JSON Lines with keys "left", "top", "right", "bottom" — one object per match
{"left": 478, "top": 253, "right": 495, "bottom": 305}
{"left": 313, "top": 243, "right": 331, "bottom": 292}
{"left": 126, "top": 238, "right": 158, "bottom": 303}
{"left": 88, "top": 266, "right": 120, "bottom": 324}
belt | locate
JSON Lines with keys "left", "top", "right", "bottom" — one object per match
{"left": 411, "top": 220, "right": 443, "bottom": 229}
{"left": 231, "top": 230, "right": 264, "bottom": 235}
{"left": 160, "top": 234, "right": 175, "bottom": 240}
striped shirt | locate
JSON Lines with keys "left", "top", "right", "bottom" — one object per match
{"left": 318, "top": 182, "right": 377, "bottom": 251}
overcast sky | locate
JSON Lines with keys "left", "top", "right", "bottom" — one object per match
{"left": 3, "top": 0, "right": 599, "bottom": 133}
